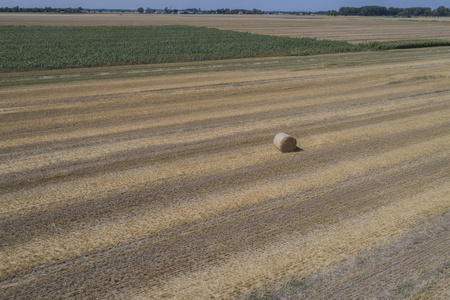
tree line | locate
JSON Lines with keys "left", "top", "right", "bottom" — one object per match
{"left": 126, "top": 6, "right": 450, "bottom": 16}
{"left": 135, "top": 7, "right": 266, "bottom": 14}
{"left": 1, "top": 5, "right": 449, "bottom": 17}
{"left": 330, "top": 6, "right": 450, "bottom": 17}
{"left": 0, "top": 6, "right": 86, "bottom": 13}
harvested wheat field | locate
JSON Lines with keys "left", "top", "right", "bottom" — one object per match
{"left": 2, "top": 14, "right": 450, "bottom": 43}
{"left": 0, "top": 47, "right": 449, "bottom": 299}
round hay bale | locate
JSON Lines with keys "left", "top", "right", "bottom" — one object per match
{"left": 273, "top": 132, "right": 297, "bottom": 153}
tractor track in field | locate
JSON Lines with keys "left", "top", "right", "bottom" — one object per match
{"left": 242, "top": 210, "right": 449, "bottom": 299}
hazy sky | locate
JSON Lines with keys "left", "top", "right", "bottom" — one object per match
{"left": 1, "top": 1, "right": 447, "bottom": 11}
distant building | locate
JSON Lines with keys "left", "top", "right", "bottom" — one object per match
{"left": 145, "top": 8, "right": 164, "bottom": 14}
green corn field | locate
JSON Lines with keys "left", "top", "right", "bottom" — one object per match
{"left": 1, "top": 25, "right": 449, "bottom": 71}
{"left": 0, "top": 25, "right": 360, "bottom": 71}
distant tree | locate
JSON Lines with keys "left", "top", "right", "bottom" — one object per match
{"left": 402, "top": 7, "right": 430, "bottom": 16}
{"left": 339, "top": 7, "right": 359, "bottom": 16}
{"left": 358, "top": 6, "right": 388, "bottom": 16}
{"left": 388, "top": 7, "right": 402, "bottom": 16}
{"left": 327, "top": 10, "right": 338, "bottom": 16}
{"left": 436, "top": 6, "right": 447, "bottom": 16}
{"left": 397, "top": 10, "right": 411, "bottom": 18}
{"left": 137, "top": 7, "right": 144, "bottom": 14}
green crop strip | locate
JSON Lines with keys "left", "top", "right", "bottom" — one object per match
{"left": 0, "top": 25, "right": 358, "bottom": 71}
{"left": 361, "top": 40, "right": 450, "bottom": 50}
{"left": 1, "top": 25, "right": 449, "bottom": 71}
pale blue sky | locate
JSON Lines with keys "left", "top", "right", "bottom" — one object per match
{"left": 1, "top": 1, "right": 448, "bottom": 11}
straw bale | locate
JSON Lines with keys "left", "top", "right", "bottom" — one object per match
{"left": 273, "top": 132, "right": 297, "bottom": 153}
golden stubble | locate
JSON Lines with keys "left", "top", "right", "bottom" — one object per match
{"left": 2, "top": 55, "right": 448, "bottom": 104}
{"left": 1, "top": 135, "right": 448, "bottom": 279}
{"left": 412, "top": 277, "right": 450, "bottom": 300}
{"left": 2, "top": 74, "right": 447, "bottom": 148}
{"left": 129, "top": 182, "right": 450, "bottom": 299}
{"left": 1, "top": 48, "right": 449, "bottom": 298}
{"left": 2, "top": 96, "right": 448, "bottom": 212}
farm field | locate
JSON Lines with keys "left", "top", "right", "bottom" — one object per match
{"left": 2, "top": 13, "right": 450, "bottom": 43}
{"left": 0, "top": 25, "right": 360, "bottom": 71}
{"left": 4, "top": 25, "right": 450, "bottom": 72}
{"left": 1, "top": 46, "right": 449, "bottom": 298}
